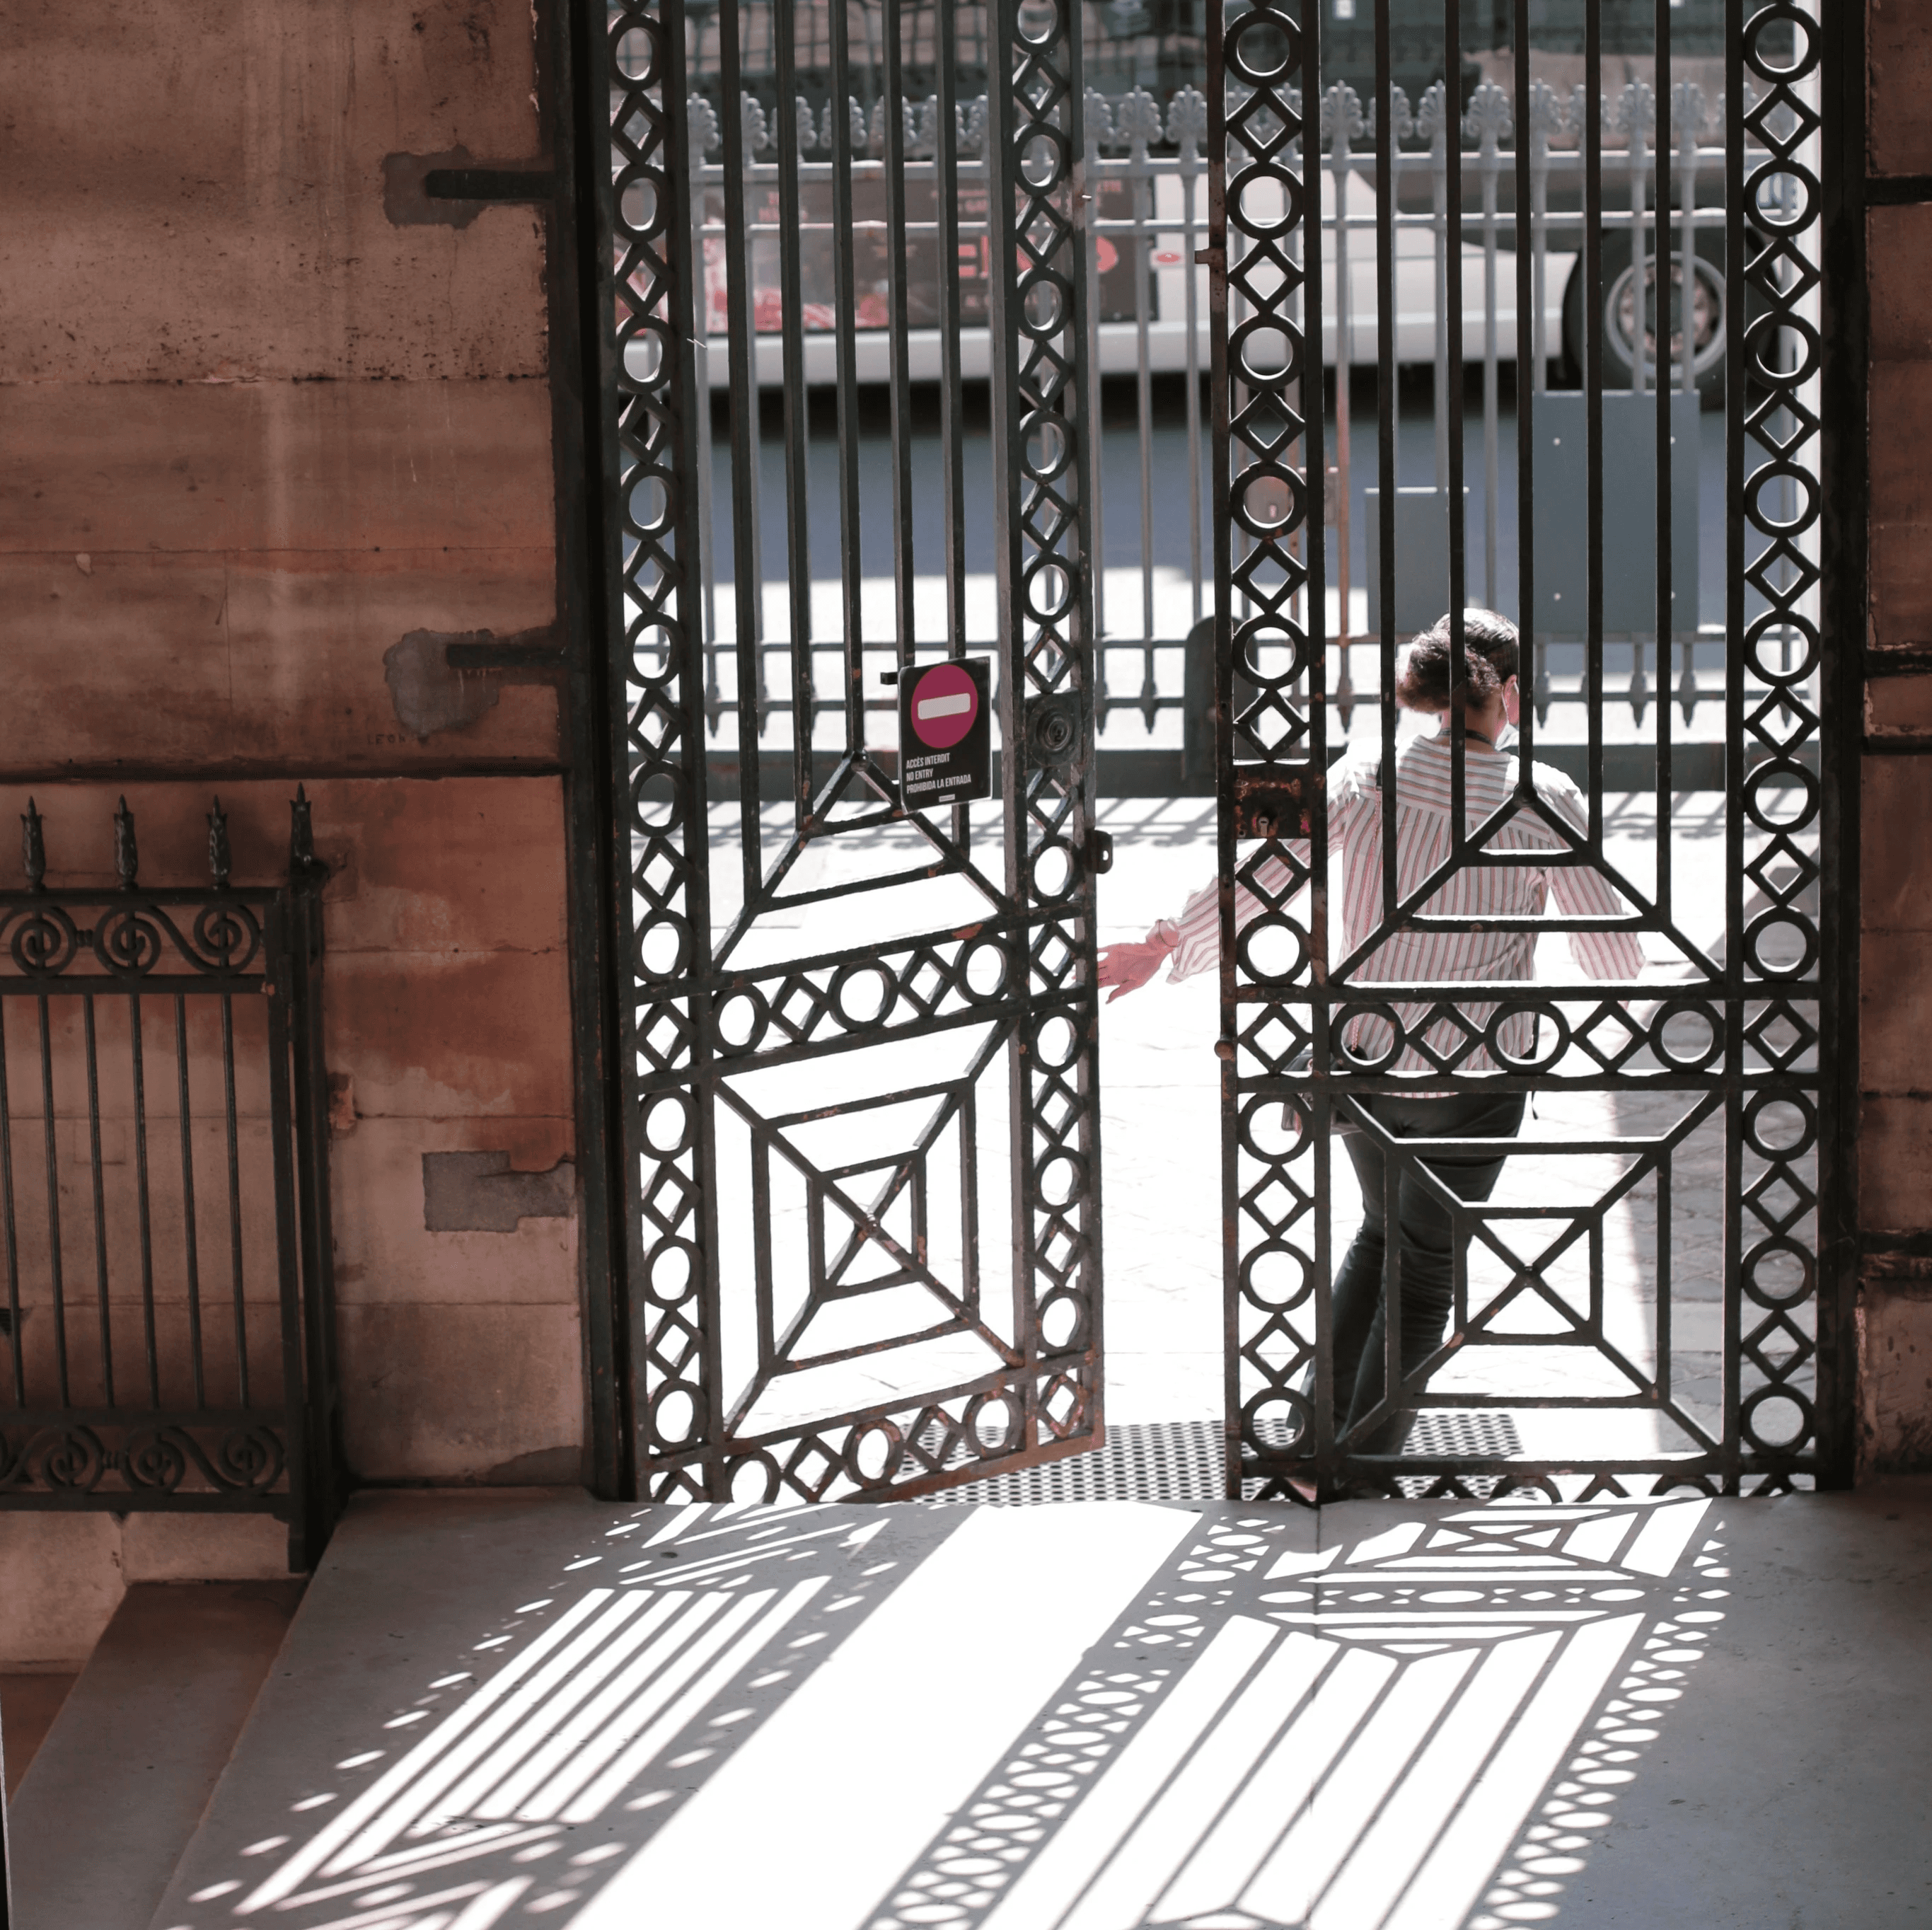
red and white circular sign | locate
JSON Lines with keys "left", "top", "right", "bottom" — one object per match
{"left": 909, "top": 662, "right": 979, "bottom": 750}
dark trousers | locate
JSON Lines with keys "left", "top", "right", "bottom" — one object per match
{"left": 1330, "top": 1090, "right": 1527, "bottom": 1454}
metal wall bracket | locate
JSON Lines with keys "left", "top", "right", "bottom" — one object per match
{"left": 382, "top": 625, "right": 565, "bottom": 739}
{"left": 383, "top": 149, "right": 555, "bottom": 228}
{"left": 424, "top": 167, "right": 557, "bottom": 202}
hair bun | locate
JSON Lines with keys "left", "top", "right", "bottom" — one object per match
{"left": 1396, "top": 610, "right": 1518, "bottom": 713}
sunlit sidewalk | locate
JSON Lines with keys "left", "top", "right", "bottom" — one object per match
{"left": 138, "top": 1484, "right": 1931, "bottom": 1930}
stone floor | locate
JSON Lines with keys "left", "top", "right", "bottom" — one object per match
{"left": 8, "top": 1581, "right": 304, "bottom": 1930}
{"left": 145, "top": 1481, "right": 1931, "bottom": 1930}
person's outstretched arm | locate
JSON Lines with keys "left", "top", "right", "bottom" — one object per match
{"left": 1095, "top": 770, "right": 1370, "bottom": 1000}
{"left": 1537, "top": 776, "right": 1649, "bottom": 982}
{"left": 1094, "top": 918, "right": 1181, "bottom": 1000}
{"left": 1096, "top": 856, "right": 1307, "bottom": 999}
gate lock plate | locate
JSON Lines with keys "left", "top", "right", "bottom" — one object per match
{"left": 1234, "top": 765, "right": 1322, "bottom": 841}
{"left": 1025, "top": 693, "right": 1084, "bottom": 773}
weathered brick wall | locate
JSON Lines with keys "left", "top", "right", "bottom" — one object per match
{"left": 0, "top": 0, "right": 559, "bottom": 774}
{"left": 1861, "top": 0, "right": 1932, "bottom": 1472}
{"left": 0, "top": 0, "right": 581, "bottom": 1644}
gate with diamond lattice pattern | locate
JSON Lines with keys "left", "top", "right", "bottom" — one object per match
{"left": 578, "top": 0, "right": 1854, "bottom": 1506}
{"left": 585, "top": 0, "right": 1107, "bottom": 1500}
{"left": 1204, "top": 0, "right": 1853, "bottom": 1502}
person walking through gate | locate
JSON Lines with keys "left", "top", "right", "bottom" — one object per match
{"left": 1097, "top": 610, "right": 1645, "bottom": 1479}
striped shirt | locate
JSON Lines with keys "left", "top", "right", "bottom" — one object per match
{"left": 1167, "top": 733, "right": 1647, "bottom": 1075}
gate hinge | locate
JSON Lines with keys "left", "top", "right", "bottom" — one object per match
{"left": 1087, "top": 828, "right": 1115, "bottom": 875}
{"left": 1194, "top": 245, "right": 1224, "bottom": 268}
{"left": 441, "top": 628, "right": 567, "bottom": 680}
{"left": 383, "top": 624, "right": 566, "bottom": 739}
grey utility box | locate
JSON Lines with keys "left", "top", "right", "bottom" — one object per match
{"left": 1364, "top": 486, "right": 1469, "bottom": 638}
{"left": 1361, "top": 391, "right": 1700, "bottom": 641}
{"left": 1531, "top": 389, "right": 1701, "bottom": 637}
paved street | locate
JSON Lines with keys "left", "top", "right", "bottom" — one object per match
{"left": 698, "top": 380, "right": 1739, "bottom": 768}
{"left": 707, "top": 382, "right": 1730, "bottom": 632}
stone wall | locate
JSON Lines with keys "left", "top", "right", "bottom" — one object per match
{"left": 0, "top": 0, "right": 582, "bottom": 1652}
{"left": 1, "top": 0, "right": 559, "bottom": 777}
{"left": 1861, "top": 0, "right": 1932, "bottom": 1472}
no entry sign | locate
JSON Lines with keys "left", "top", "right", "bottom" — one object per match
{"left": 899, "top": 657, "right": 993, "bottom": 809}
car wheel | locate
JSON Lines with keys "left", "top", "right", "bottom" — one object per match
{"left": 1561, "top": 225, "right": 1729, "bottom": 410}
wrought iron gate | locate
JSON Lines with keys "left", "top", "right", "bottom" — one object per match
{"left": 1209, "top": 0, "right": 1846, "bottom": 1500}
{"left": 589, "top": 0, "right": 1106, "bottom": 1500}
{"left": 0, "top": 796, "right": 337, "bottom": 1566}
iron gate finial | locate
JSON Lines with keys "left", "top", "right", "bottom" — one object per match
{"left": 208, "top": 796, "right": 232, "bottom": 888}
{"left": 113, "top": 796, "right": 139, "bottom": 890}
{"left": 289, "top": 784, "right": 316, "bottom": 875}
{"left": 21, "top": 797, "right": 46, "bottom": 891}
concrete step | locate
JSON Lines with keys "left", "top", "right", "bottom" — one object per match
{"left": 7, "top": 1578, "right": 303, "bottom": 1930}
{"left": 1, "top": 1672, "right": 79, "bottom": 1798}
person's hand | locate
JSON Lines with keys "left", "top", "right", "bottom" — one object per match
{"left": 1095, "top": 921, "right": 1179, "bottom": 1002}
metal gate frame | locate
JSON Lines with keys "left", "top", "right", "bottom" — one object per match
{"left": 578, "top": 0, "right": 1109, "bottom": 1503}
{"left": 1206, "top": 0, "right": 1856, "bottom": 1502}
{"left": 559, "top": 0, "right": 1861, "bottom": 1504}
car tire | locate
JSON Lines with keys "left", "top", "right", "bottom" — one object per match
{"left": 1561, "top": 224, "right": 1729, "bottom": 411}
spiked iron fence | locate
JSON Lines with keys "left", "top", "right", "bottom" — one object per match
{"left": 678, "top": 66, "right": 1790, "bottom": 778}
{"left": 0, "top": 796, "right": 338, "bottom": 1566}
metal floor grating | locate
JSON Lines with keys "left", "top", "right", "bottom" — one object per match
{"left": 1402, "top": 1410, "right": 1524, "bottom": 1460}
{"left": 924, "top": 1413, "right": 1527, "bottom": 1504}
{"left": 925, "top": 1422, "right": 1227, "bottom": 1504}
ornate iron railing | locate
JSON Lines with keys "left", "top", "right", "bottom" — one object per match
{"left": 0, "top": 794, "right": 337, "bottom": 1566}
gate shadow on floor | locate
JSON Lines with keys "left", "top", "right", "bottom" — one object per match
{"left": 155, "top": 1495, "right": 1724, "bottom": 1930}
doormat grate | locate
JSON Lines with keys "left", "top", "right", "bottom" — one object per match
{"left": 925, "top": 1421, "right": 1227, "bottom": 1505}
{"left": 1403, "top": 1410, "right": 1524, "bottom": 1460}
{"left": 1394, "top": 1411, "right": 1527, "bottom": 1498}
{"left": 923, "top": 1413, "right": 1529, "bottom": 1504}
